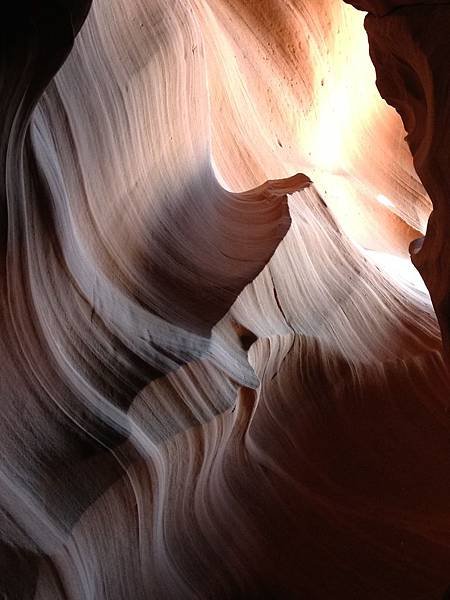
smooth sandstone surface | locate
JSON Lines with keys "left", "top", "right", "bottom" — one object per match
{"left": 1, "top": 1, "right": 450, "bottom": 599}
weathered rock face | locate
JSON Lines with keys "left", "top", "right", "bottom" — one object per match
{"left": 346, "top": 0, "right": 450, "bottom": 360}
{"left": 1, "top": 1, "right": 450, "bottom": 598}
{"left": 344, "top": 0, "right": 449, "bottom": 16}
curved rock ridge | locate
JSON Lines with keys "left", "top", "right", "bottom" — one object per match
{"left": 32, "top": 338, "right": 450, "bottom": 599}
{"left": 1, "top": 0, "right": 450, "bottom": 599}
{"left": 203, "top": 0, "right": 432, "bottom": 252}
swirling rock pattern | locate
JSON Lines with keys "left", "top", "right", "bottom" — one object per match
{"left": 1, "top": 1, "right": 450, "bottom": 599}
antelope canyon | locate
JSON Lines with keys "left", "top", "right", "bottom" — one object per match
{"left": 2, "top": 1, "right": 450, "bottom": 598}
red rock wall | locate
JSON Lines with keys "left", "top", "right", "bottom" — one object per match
{"left": 1, "top": 1, "right": 450, "bottom": 598}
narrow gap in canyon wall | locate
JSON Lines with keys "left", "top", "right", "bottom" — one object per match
{"left": 1, "top": 1, "right": 450, "bottom": 599}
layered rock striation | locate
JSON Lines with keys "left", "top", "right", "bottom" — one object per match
{"left": 1, "top": 1, "right": 450, "bottom": 598}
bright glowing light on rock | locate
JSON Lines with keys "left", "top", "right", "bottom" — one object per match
{"left": 376, "top": 193, "right": 395, "bottom": 208}
{"left": 363, "top": 249, "right": 429, "bottom": 295}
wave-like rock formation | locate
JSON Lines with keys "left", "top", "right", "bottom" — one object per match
{"left": 2, "top": 1, "right": 450, "bottom": 598}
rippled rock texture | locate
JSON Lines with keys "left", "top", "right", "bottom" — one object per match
{"left": 2, "top": 1, "right": 450, "bottom": 599}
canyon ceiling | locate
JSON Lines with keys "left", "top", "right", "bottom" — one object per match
{"left": 1, "top": 0, "right": 450, "bottom": 598}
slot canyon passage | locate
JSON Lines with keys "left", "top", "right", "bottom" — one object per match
{"left": 2, "top": 0, "right": 450, "bottom": 598}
